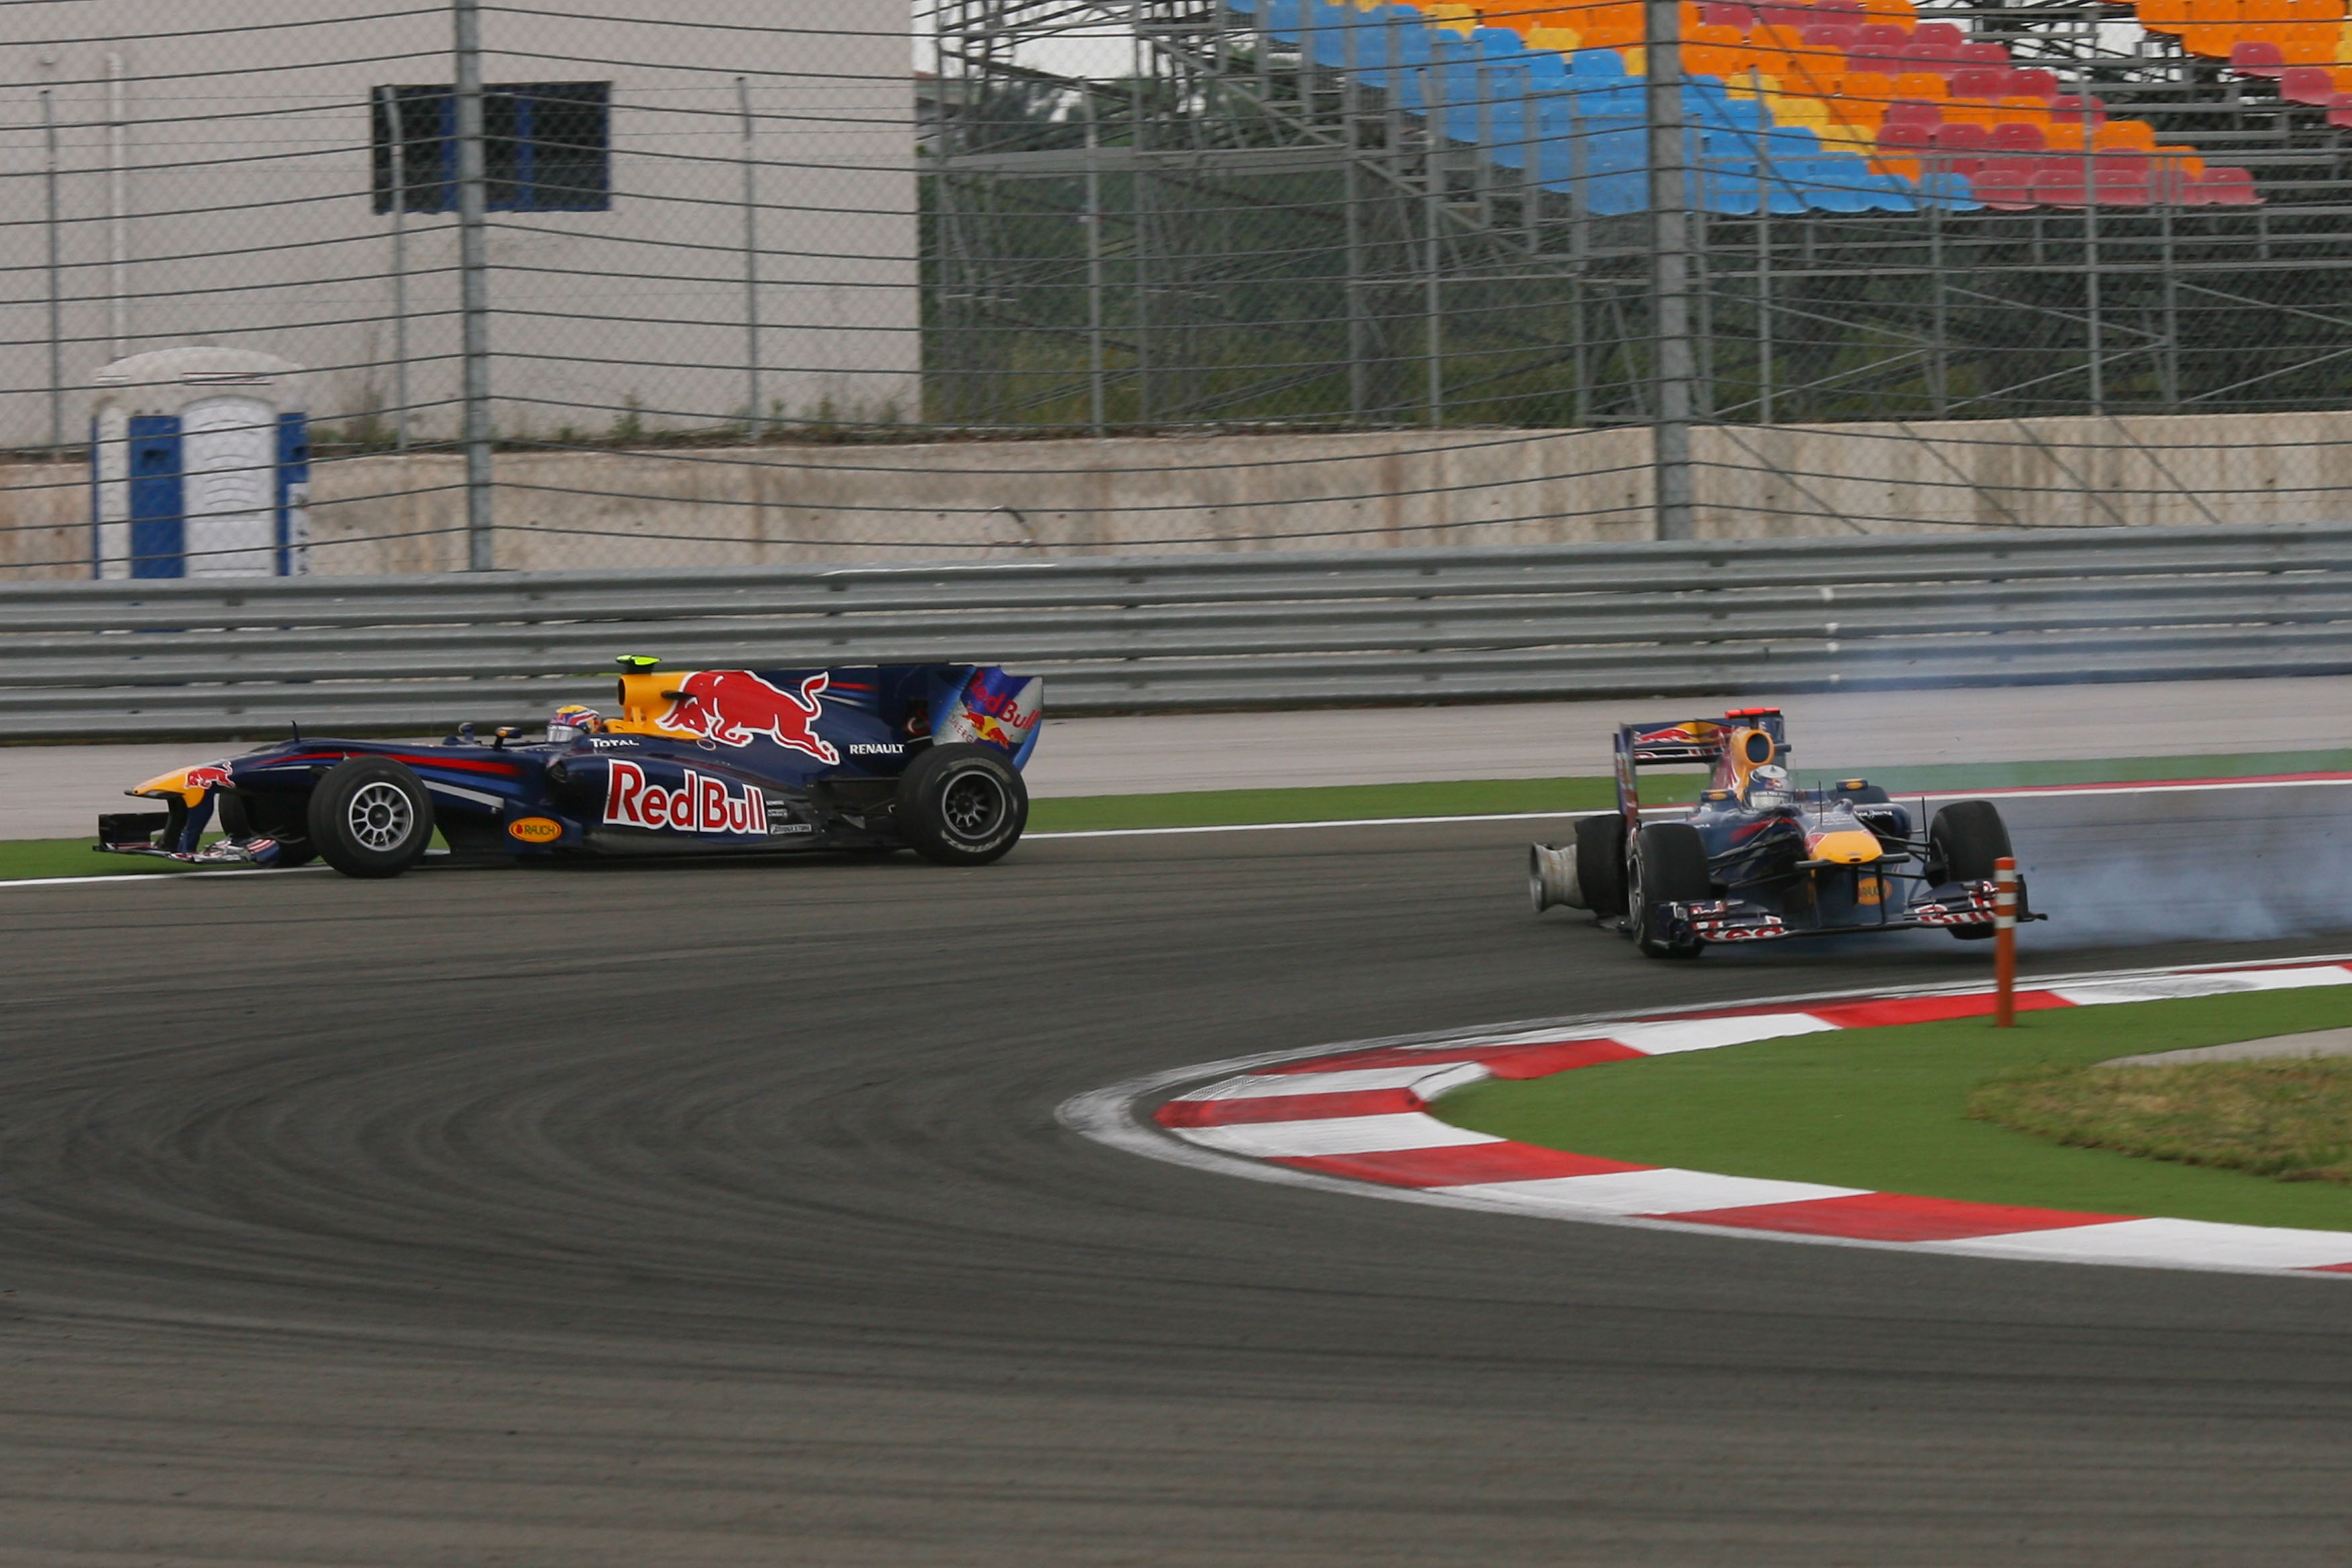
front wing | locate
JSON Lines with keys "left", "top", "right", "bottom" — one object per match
{"left": 1638, "top": 878, "right": 2046, "bottom": 946}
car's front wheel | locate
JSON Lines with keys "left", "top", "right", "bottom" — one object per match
{"left": 1629, "top": 822, "right": 1711, "bottom": 959}
{"left": 1926, "top": 801, "right": 2015, "bottom": 941}
{"left": 894, "top": 743, "right": 1028, "bottom": 866}
{"left": 307, "top": 757, "right": 436, "bottom": 879}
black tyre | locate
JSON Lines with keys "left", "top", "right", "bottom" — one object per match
{"left": 894, "top": 743, "right": 1028, "bottom": 866}
{"left": 1575, "top": 812, "right": 1629, "bottom": 916}
{"left": 1926, "top": 801, "right": 2015, "bottom": 941}
{"left": 1629, "top": 821, "right": 1712, "bottom": 959}
{"left": 306, "top": 757, "right": 435, "bottom": 879}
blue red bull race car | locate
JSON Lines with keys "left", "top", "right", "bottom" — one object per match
{"left": 97, "top": 658, "right": 1042, "bottom": 879}
{"left": 1528, "top": 707, "right": 2043, "bottom": 959}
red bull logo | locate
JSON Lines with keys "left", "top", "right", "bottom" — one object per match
{"left": 603, "top": 761, "right": 771, "bottom": 835}
{"left": 939, "top": 671, "right": 1042, "bottom": 753}
{"left": 657, "top": 671, "right": 840, "bottom": 763}
{"left": 185, "top": 764, "right": 233, "bottom": 792}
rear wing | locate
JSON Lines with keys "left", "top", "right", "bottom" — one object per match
{"left": 1613, "top": 707, "right": 1789, "bottom": 820}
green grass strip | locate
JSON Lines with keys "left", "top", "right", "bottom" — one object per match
{"left": 1434, "top": 989, "right": 2352, "bottom": 1232}
{"left": 1024, "top": 776, "right": 1634, "bottom": 833}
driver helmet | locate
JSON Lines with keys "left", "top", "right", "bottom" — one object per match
{"left": 548, "top": 703, "right": 603, "bottom": 742}
{"left": 1745, "top": 763, "right": 1794, "bottom": 812}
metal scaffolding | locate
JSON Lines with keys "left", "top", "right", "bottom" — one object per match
{"left": 922, "top": 0, "right": 2352, "bottom": 443}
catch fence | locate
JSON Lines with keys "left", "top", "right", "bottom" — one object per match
{"left": 3, "top": 520, "right": 2348, "bottom": 738}
{"left": 10, "top": 2, "right": 2352, "bottom": 579}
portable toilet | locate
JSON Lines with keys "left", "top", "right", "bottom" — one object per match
{"left": 90, "top": 348, "right": 311, "bottom": 579}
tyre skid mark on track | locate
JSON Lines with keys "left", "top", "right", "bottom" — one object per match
{"left": 1063, "top": 955, "right": 2352, "bottom": 1279}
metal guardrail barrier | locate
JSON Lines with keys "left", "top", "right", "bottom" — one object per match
{"left": 5, "top": 524, "right": 2351, "bottom": 740}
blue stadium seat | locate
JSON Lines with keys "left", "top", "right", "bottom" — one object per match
{"left": 1230, "top": 0, "right": 1941, "bottom": 216}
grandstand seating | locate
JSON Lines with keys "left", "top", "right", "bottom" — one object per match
{"left": 1237, "top": 0, "right": 2266, "bottom": 212}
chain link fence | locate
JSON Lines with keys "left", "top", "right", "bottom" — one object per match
{"left": 6, "top": 0, "right": 2352, "bottom": 579}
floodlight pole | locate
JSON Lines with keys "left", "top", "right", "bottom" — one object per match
{"left": 452, "top": 0, "right": 496, "bottom": 570}
{"left": 1646, "top": 0, "right": 1696, "bottom": 541}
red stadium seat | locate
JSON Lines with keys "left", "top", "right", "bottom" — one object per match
{"left": 2030, "top": 166, "right": 2088, "bottom": 205}
{"left": 1950, "top": 66, "right": 2008, "bottom": 97}
{"left": 2005, "top": 68, "right": 2060, "bottom": 97}
{"left": 2094, "top": 160, "right": 2151, "bottom": 205}
{"left": 2196, "top": 166, "right": 2261, "bottom": 203}
{"left": 1802, "top": 23, "right": 1863, "bottom": 50}
{"left": 1877, "top": 119, "right": 1934, "bottom": 150}
{"left": 2281, "top": 64, "right": 2337, "bottom": 101}
{"left": 1959, "top": 42, "right": 2011, "bottom": 64}
{"left": 2230, "top": 38, "right": 2288, "bottom": 75}
{"left": 1971, "top": 160, "right": 2035, "bottom": 209}
{"left": 1884, "top": 99, "right": 1943, "bottom": 124}
{"left": 1988, "top": 120, "right": 2047, "bottom": 150}
{"left": 1855, "top": 22, "right": 1908, "bottom": 48}
{"left": 1928, "top": 121, "right": 1988, "bottom": 175}
{"left": 1911, "top": 21, "right": 1965, "bottom": 48}
{"left": 1759, "top": 1, "right": 1810, "bottom": 28}
{"left": 2050, "top": 93, "right": 2108, "bottom": 124}
{"left": 1700, "top": 3, "right": 1759, "bottom": 25}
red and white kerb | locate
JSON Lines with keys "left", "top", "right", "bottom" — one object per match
{"left": 1148, "top": 961, "right": 2352, "bottom": 1277}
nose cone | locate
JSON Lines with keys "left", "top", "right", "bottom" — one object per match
{"left": 1808, "top": 829, "right": 1883, "bottom": 865}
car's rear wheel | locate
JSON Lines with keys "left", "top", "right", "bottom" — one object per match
{"left": 1629, "top": 822, "right": 1711, "bottom": 959}
{"left": 307, "top": 758, "right": 436, "bottom": 879}
{"left": 1575, "top": 812, "right": 1629, "bottom": 916}
{"left": 894, "top": 743, "right": 1028, "bottom": 866}
{"left": 1926, "top": 801, "right": 2014, "bottom": 941}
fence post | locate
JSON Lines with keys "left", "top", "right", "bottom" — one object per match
{"left": 41, "top": 89, "right": 62, "bottom": 451}
{"left": 1645, "top": 0, "right": 1696, "bottom": 541}
{"left": 738, "top": 77, "right": 763, "bottom": 442}
{"left": 1083, "top": 93, "right": 1107, "bottom": 435}
{"left": 381, "top": 86, "right": 411, "bottom": 452}
{"left": 451, "top": 0, "right": 496, "bottom": 571}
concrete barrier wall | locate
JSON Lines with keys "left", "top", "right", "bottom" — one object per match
{"left": 8, "top": 410, "right": 2350, "bottom": 577}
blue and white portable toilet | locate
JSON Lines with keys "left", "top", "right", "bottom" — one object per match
{"left": 90, "top": 348, "right": 311, "bottom": 579}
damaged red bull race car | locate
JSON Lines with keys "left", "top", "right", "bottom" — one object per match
{"left": 1528, "top": 707, "right": 2045, "bottom": 959}
{"left": 97, "top": 658, "right": 1042, "bottom": 879}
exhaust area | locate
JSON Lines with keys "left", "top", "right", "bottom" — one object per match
{"left": 1528, "top": 841, "right": 1585, "bottom": 914}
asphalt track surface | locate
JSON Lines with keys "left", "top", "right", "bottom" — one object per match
{"left": 5, "top": 789, "right": 2352, "bottom": 1565}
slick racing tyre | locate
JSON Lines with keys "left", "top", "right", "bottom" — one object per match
{"left": 1575, "top": 812, "right": 1629, "bottom": 917}
{"left": 1629, "top": 821, "right": 1711, "bottom": 960}
{"left": 895, "top": 743, "right": 1028, "bottom": 867}
{"left": 1926, "top": 800, "right": 2015, "bottom": 941}
{"left": 307, "top": 757, "right": 436, "bottom": 879}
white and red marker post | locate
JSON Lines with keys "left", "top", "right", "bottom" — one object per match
{"left": 1994, "top": 855, "right": 2018, "bottom": 1028}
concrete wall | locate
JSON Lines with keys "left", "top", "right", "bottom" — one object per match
{"left": 7, "top": 411, "right": 2351, "bottom": 576}
{"left": 0, "top": 0, "right": 916, "bottom": 451}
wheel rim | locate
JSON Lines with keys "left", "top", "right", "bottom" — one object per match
{"left": 938, "top": 768, "right": 1008, "bottom": 842}
{"left": 346, "top": 781, "right": 414, "bottom": 852}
